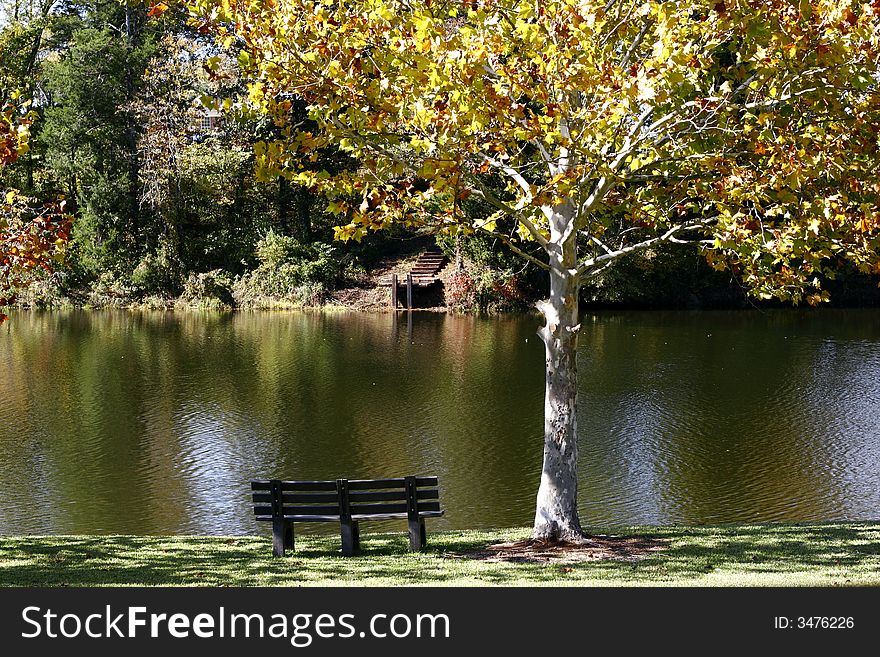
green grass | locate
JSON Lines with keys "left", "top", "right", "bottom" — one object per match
{"left": 1, "top": 524, "right": 879, "bottom": 587}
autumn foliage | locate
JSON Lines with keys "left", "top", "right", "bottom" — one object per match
{"left": 190, "top": 0, "right": 880, "bottom": 304}
{"left": 1, "top": 97, "right": 72, "bottom": 323}
{"left": 0, "top": 99, "right": 24, "bottom": 168}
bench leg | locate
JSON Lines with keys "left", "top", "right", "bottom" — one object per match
{"left": 341, "top": 520, "right": 359, "bottom": 557}
{"left": 353, "top": 521, "right": 361, "bottom": 552}
{"left": 272, "top": 519, "right": 294, "bottom": 557}
{"left": 408, "top": 517, "right": 426, "bottom": 551}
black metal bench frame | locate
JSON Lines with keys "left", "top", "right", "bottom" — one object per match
{"left": 251, "top": 476, "right": 443, "bottom": 556}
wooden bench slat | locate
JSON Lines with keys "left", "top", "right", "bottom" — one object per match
{"left": 255, "top": 515, "right": 341, "bottom": 522}
{"left": 283, "top": 492, "right": 339, "bottom": 503}
{"left": 280, "top": 504, "right": 342, "bottom": 515}
{"left": 257, "top": 501, "right": 441, "bottom": 516}
{"left": 253, "top": 492, "right": 339, "bottom": 504}
{"left": 352, "top": 510, "right": 444, "bottom": 520}
{"left": 255, "top": 511, "right": 444, "bottom": 522}
{"left": 347, "top": 476, "right": 438, "bottom": 490}
{"left": 256, "top": 489, "right": 441, "bottom": 505}
{"left": 254, "top": 505, "right": 341, "bottom": 516}
{"left": 346, "top": 478, "right": 408, "bottom": 490}
{"left": 268, "top": 490, "right": 438, "bottom": 503}
{"left": 252, "top": 480, "right": 339, "bottom": 492}
{"left": 253, "top": 477, "right": 438, "bottom": 491}
{"left": 348, "top": 502, "right": 408, "bottom": 515}
{"left": 349, "top": 501, "right": 441, "bottom": 515}
{"left": 349, "top": 490, "right": 405, "bottom": 502}
{"left": 349, "top": 489, "right": 439, "bottom": 502}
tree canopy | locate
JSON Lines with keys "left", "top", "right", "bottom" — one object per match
{"left": 192, "top": 0, "right": 880, "bottom": 304}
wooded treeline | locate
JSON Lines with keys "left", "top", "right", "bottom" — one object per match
{"left": 1, "top": 0, "right": 372, "bottom": 309}
{"left": 1, "top": 1, "right": 876, "bottom": 311}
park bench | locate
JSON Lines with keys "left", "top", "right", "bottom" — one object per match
{"left": 251, "top": 476, "right": 444, "bottom": 557}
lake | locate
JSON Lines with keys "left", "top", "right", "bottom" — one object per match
{"left": 2, "top": 308, "right": 879, "bottom": 535}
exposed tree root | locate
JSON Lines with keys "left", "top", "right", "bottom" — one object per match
{"left": 531, "top": 518, "right": 598, "bottom": 545}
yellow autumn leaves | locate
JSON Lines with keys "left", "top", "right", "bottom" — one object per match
{"left": 186, "top": 0, "right": 880, "bottom": 302}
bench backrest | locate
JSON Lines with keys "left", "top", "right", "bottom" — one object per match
{"left": 252, "top": 476, "right": 441, "bottom": 520}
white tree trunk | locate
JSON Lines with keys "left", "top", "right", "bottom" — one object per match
{"left": 533, "top": 234, "right": 586, "bottom": 542}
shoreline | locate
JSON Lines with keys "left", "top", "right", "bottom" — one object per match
{"left": 5, "top": 301, "right": 880, "bottom": 317}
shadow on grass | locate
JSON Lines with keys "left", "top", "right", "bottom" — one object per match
{"left": 0, "top": 523, "right": 878, "bottom": 586}
{"left": 637, "top": 524, "right": 880, "bottom": 579}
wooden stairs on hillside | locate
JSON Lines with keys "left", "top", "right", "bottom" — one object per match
{"left": 383, "top": 248, "right": 448, "bottom": 308}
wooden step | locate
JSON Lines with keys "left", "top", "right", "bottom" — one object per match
{"left": 381, "top": 276, "right": 443, "bottom": 285}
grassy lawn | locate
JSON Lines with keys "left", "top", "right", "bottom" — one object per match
{"left": 1, "top": 523, "right": 879, "bottom": 587}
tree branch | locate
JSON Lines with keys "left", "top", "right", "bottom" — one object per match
{"left": 577, "top": 219, "right": 717, "bottom": 279}
{"left": 619, "top": 18, "right": 653, "bottom": 70}
{"left": 480, "top": 154, "right": 551, "bottom": 248}
{"left": 477, "top": 226, "right": 552, "bottom": 271}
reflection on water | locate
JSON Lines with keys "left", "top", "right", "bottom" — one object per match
{"left": 1, "top": 309, "right": 879, "bottom": 535}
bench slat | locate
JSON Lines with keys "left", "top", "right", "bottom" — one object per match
{"left": 255, "top": 510, "right": 445, "bottom": 522}
{"left": 254, "top": 505, "right": 341, "bottom": 516}
{"left": 349, "top": 503, "right": 407, "bottom": 515}
{"left": 352, "top": 510, "right": 444, "bottom": 520}
{"left": 253, "top": 492, "right": 338, "bottom": 504}
{"left": 349, "top": 501, "right": 441, "bottom": 515}
{"left": 254, "top": 489, "right": 441, "bottom": 505}
{"left": 263, "top": 490, "right": 438, "bottom": 503}
{"left": 252, "top": 480, "right": 339, "bottom": 492}
{"left": 347, "top": 476, "right": 438, "bottom": 490}
{"left": 350, "top": 489, "right": 439, "bottom": 502}
{"left": 257, "top": 502, "right": 441, "bottom": 516}
{"left": 255, "top": 514, "right": 341, "bottom": 522}
{"left": 252, "top": 477, "right": 438, "bottom": 492}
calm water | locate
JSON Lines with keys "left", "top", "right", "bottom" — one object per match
{"left": 2, "top": 309, "right": 879, "bottom": 535}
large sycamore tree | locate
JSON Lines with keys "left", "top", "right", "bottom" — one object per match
{"left": 190, "top": 0, "right": 880, "bottom": 541}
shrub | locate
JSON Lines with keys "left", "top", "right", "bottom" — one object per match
{"left": 292, "top": 281, "right": 328, "bottom": 306}
{"left": 87, "top": 271, "right": 135, "bottom": 307}
{"left": 180, "top": 269, "right": 235, "bottom": 308}
{"left": 445, "top": 267, "right": 530, "bottom": 313}
{"left": 255, "top": 230, "right": 308, "bottom": 267}
{"left": 445, "top": 270, "right": 477, "bottom": 312}
{"left": 233, "top": 231, "right": 342, "bottom": 306}
{"left": 130, "top": 241, "right": 180, "bottom": 296}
